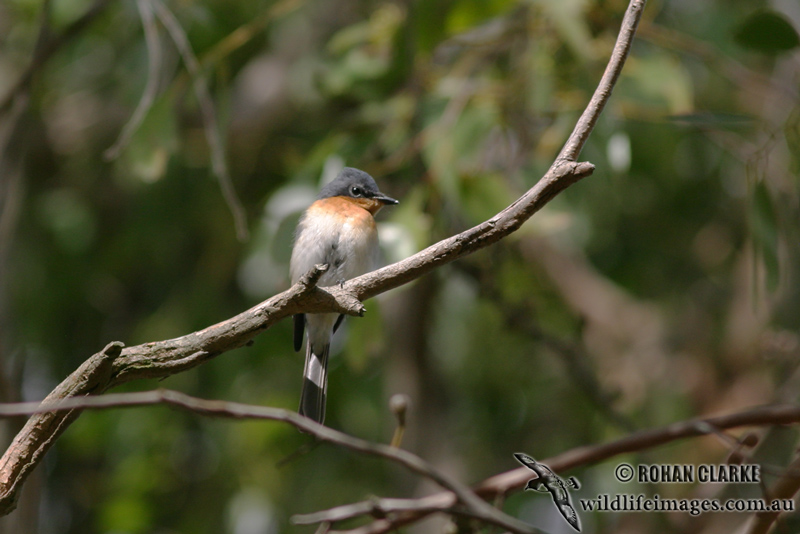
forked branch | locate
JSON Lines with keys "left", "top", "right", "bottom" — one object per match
{"left": 0, "top": 0, "right": 647, "bottom": 519}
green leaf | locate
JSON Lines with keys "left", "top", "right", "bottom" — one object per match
{"left": 734, "top": 10, "right": 800, "bottom": 55}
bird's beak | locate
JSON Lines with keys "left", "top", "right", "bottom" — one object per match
{"left": 374, "top": 193, "right": 399, "bottom": 205}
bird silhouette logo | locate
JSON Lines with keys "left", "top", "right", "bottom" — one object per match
{"left": 514, "top": 453, "right": 582, "bottom": 532}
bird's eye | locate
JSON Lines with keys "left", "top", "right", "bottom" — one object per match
{"left": 350, "top": 186, "right": 363, "bottom": 197}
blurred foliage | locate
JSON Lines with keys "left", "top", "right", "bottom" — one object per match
{"left": 1, "top": 0, "right": 799, "bottom": 533}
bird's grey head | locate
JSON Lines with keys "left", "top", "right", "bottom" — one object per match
{"left": 319, "top": 167, "right": 398, "bottom": 205}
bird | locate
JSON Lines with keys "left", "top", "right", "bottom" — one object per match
{"left": 290, "top": 167, "right": 398, "bottom": 425}
{"left": 514, "top": 453, "right": 582, "bottom": 532}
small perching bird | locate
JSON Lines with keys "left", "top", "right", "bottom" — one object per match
{"left": 289, "top": 167, "right": 398, "bottom": 424}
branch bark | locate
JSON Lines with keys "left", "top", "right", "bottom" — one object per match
{"left": 0, "top": 0, "right": 647, "bottom": 517}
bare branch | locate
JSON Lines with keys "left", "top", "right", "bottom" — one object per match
{"left": 299, "top": 263, "right": 330, "bottom": 289}
{"left": 347, "top": 0, "right": 648, "bottom": 303}
{"left": 347, "top": 160, "right": 594, "bottom": 303}
{"left": 0, "top": 274, "right": 357, "bottom": 514}
{"left": 388, "top": 393, "right": 409, "bottom": 448}
{"left": 556, "top": 0, "right": 646, "bottom": 163}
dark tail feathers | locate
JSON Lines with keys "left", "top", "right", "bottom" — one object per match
{"left": 299, "top": 342, "right": 330, "bottom": 424}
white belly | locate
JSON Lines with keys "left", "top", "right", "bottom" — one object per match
{"left": 290, "top": 209, "right": 378, "bottom": 287}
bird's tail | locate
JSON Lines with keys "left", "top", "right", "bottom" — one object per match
{"left": 299, "top": 341, "right": 330, "bottom": 424}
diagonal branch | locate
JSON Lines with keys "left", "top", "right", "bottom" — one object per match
{"left": 0, "top": 0, "right": 646, "bottom": 517}
{"left": 556, "top": 0, "right": 645, "bottom": 163}
{"left": 345, "top": 0, "right": 647, "bottom": 303}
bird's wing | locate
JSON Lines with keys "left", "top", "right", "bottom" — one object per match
{"left": 293, "top": 314, "right": 305, "bottom": 352}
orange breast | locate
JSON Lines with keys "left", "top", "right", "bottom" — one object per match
{"left": 308, "top": 196, "right": 382, "bottom": 222}
{"left": 345, "top": 196, "right": 385, "bottom": 215}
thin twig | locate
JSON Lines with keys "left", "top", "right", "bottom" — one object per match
{"left": 389, "top": 393, "right": 409, "bottom": 448}
{"left": 347, "top": 0, "right": 648, "bottom": 304}
{"left": 556, "top": 0, "right": 646, "bottom": 163}
{"left": 103, "top": 0, "right": 163, "bottom": 160}
{"left": 151, "top": 0, "right": 250, "bottom": 242}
